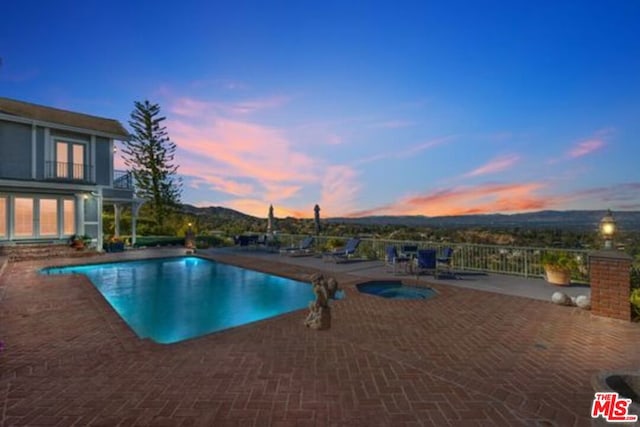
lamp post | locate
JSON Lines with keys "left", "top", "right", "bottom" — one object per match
{"left": 599, "top": 209, "right": 616, "bottom": 250}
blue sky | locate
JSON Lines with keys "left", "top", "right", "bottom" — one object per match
{"left": 2, "top": 1, "right": 639, "bottom": 217}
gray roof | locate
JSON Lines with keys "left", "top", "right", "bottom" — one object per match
{"left": 0, "top": 97, "right": 129, "bottom": 139}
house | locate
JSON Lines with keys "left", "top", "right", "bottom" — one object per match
{"left": 0, "top": 97, "right": 141, "bottom": 255}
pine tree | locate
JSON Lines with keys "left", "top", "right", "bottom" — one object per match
{"left": 122, "top": 100, "right": 182, "bottom": 233}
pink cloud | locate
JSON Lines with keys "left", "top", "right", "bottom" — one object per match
{"left": 117, "top": 93, "right": 349, "bottom": 215}
{"left": 185, "top": 173, "right": 255, "bottom": 196}
{"left": 397, "top": 135, "right": 455, "bottom": 158}
{"left": 568, "top": 139, "right": 604, "bottom": 158}
{"left": 320, "top": 165, "right": 361, "bottom": 216}
{"left": 355, "top": 135, "right": 454, "bottom": 165}
{"left": 464, "top": 154, "right": 520, "bottom": 177}
{"left": 348, "top": 182, "right": 559, "bottom": 217}
{"left": 230, "top": 96, "right": 290, "bottom": 114}
{"left": 169, "top": 95, "right": 289, "bottom": 118}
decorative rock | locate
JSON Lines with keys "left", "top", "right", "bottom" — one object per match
{"left": 575, "top": 295, "right": 591, "bottom": 310}
{"left": 552, "top": 291, "right": 572, "bottom": 306}
{"left": 304, "top": 273, "right": 339, "bottom": 330}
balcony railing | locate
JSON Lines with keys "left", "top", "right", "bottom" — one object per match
{"left": 277, "top": 234, "right": 591, "bottom": 283}
{"left": 113, "top": 170, "right": 134, "bottom": 189}
{"left": 45, "top": 161, "right": 94, "bottom": 183}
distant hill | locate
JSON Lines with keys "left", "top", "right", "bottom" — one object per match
{"left": 181, "top": 205, "right": 640, "bottom": 231}
{"left": 327, "top": 210, "right": 640, "bottom": 231}
{"left": 181, "top": 204, "right": 257, "bottom": 221}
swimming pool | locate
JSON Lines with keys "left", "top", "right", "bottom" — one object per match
{"left": 41, "top": 256, "right": 325, "bottom": 344}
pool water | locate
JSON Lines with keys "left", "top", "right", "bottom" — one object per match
{"left": 41, "top": 257, "right": 327, "bottom": 344}
{"left": 357, "top": 281, "right": 436, "bottom": 300}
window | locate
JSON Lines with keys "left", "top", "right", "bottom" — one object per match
{"left": 39, "top": 199, "right": 57, "bottom": 236}
{"left": 73, "top": 144, "right": 85, "bottom": 179}
{"left": 63, "top": 199, "right": 75, "bottom": 235}
{"left": 55, "top": 140, "right": 85, "bottom": 179}
{"left": 14, "top": 197, "right": 34, "bottom": 237}
{"left": 0, "top": 197, "right": 6, "bottom": 238}
{"left": 56, "top": 142, "right": 68, "bottom": 177}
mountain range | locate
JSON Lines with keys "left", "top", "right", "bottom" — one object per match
{"left": 182, "top": 205, "right": 640, "bottom": 231}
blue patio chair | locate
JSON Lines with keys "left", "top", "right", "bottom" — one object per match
{"left": 324, "top": 237, "right": 361, "bottom": 263}
{"left": 436, "top": 247, "right": 456, "bottom": 277}
{"left": 415, "top": 249, "right": 439, "bottom": 279}
{"left": 385, "top": 245, "right": 410, "bottom": 274}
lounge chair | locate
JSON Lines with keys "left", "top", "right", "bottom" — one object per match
{"left": 436, "top": 247, "right": 456, "bottom": 277}
{"left": 280, "top": 236, "right": 314, "bottom": 256}
{"left": 385, "top": 245, "right": 410, "bottom": 274}
{"left": 415, "top": 249, "right": 439, "bottom": 279}
{"left": 323, "top": 237, "right": 361, "bottom": 263}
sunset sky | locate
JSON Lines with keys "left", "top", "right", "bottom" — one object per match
{"left": 2, "top": 1, "right": 639, "bottom": 218}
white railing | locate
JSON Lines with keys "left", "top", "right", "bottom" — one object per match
{"left": 276, "top": 233, "right": 591, "bottom": 282}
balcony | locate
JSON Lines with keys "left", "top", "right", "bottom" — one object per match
{"left": 113, "top": 170, "right": 134, "bottom": 189}
{"left": 45, "top": 161, "right": 95, "bottom": 184}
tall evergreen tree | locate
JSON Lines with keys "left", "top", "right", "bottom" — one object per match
{"left": 122, "top": 100, "right": 182, "bottom": 233}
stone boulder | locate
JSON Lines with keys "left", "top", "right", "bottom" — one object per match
{"left": 551, "top": 291, "right": 572, "bottom": 306}
{"left": 575, "top": 295, "right": 591, "bottom": 310}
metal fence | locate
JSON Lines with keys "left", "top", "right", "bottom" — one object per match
{"left": 113, "top": 170, "right": 133, "bottom": 189}
{"left": 276, "top": 233, "right": 591, "bottom": 282}
{"left": 44, "top": 161, "right": 94, "bottom": 183}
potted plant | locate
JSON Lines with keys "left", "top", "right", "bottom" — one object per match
{"left": 69, "top": 234, "right": 84, "bottom": 250}
{"left": 81, "top": 235, "right": 93, "bottom": 248}
{"left": 104, "top": 236, "right": 125, "bottom": 253}
{"left": 541, "top": 251, "right": 578, "bottom": 286}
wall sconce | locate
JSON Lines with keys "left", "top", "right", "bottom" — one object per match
{"left": 599, "top": 209, "right": 616, "bottom": 249}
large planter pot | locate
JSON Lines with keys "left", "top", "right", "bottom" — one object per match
{"left": 544, "top": 267, "right": 571, "bottom": 286}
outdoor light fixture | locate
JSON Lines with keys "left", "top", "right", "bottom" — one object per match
{"left": 599, "top": 209, "right": 616, "bottom": 249}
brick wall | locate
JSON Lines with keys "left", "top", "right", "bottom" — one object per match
{"left": 589, "top": 251, "right": 633, "bottom": 321}
{"left": 0, "top": 243, "right": 97, "bottom": 262}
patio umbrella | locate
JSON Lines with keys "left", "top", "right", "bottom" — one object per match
{"left": 314, "top": 204, "right": 321, "bottom": 235}
{"left": 267, "top": 204, "right": 274, "bottom": 234}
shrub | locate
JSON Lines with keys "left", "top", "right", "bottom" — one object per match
{"left": 631, "top": 267, "right": 640, "bottom": 289}
{"left": 133, "top": 236, "right": 185, "bottom": 247}
{"left": 541, "top": 251, "right": 579, "bottom": 271}
{"left": 630, "top": 288, "right": 640, "bottom": 321}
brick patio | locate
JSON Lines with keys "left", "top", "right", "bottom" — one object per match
{"left": 1, "top": 248, "right": 639, "bottom": 426}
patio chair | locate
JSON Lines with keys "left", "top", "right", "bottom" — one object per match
{"left": 436, "top": 247, "right": 456, "bottom": 277}
{"left": 415, "top": 249, "right": 439, "bottom": 279}
{"left": 400, "top": 244, "right": 418, "bottom": 260}
{"left": 324, "top": 237, "right": 361, "bottom": 263}
{"left": 385, "top": 245, "right": 410, "bottom": 274}
{"left": 280, "top": 236, "right": 314, "bottom": 256}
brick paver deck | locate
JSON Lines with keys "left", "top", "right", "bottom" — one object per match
{"left": 1, "top": 248, "right": 638, "bottom": 426}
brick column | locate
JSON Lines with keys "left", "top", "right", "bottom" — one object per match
{"left": 589, "top": 250, "right": 633, "bottom": 321}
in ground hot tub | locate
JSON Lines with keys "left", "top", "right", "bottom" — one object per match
{"left": 357, "top": 281, "right": 436, "bottom": 300}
